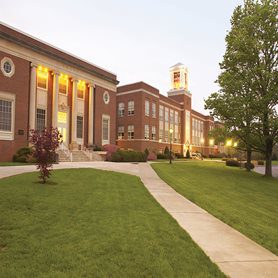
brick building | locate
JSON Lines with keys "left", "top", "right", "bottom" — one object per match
{"left": 0, "top": 23, "right": 218, "bottom": 162}
{"left": 116, "top": 63, "right": 217, "bottom": 156}
{"left": 0, "top": 23, "right": 118, "bottom": 161}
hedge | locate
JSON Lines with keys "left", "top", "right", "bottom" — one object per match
{"left": 110, "top": 150, "right": 147, "bottom": 162}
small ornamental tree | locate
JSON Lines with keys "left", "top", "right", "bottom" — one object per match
{"left": 186, "top": 149, "right": 190, "bottom": 159}
{"left": 29, "top": 127, "right": 62, "bottom": 183}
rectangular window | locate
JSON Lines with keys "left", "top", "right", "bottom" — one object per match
{"left": 37, "top": 69, "right": 48, "bottom": 90}
{"left": 118, "top": 102, "right": 125, "bottom": 117}
{"left": 102, "top": 116, "right": 110, "bottom": 144}
{"left": 164, "top": 122, "right": 169, "bottom": 142}
{"left": 128, "top": 125, "right": 134, "bottom": 139}
{"left": 128, "top": 101, "right": 134, "bottom": 115}
{"left": 159, "top": 105, "right": 164, "bottom": 121}
{"left": 145, "top": 100, "right": 150, "bottom": 116}
{"left": 175, "top": 111, "right": 179, "bottom": 125}
{"left": 151, "top": 126, "right": 156, "bottom": 140}
{"left": 36, "top": 108, "right": 46, "bottom": 132}
{"left": 144, "top": 125, "right": 149, "bottom": 139}
{"left": 59, "top": 75, "right": 68, "bottom": 95}
{"left": 0, "top": 99, "right": 12, "bottom": 131}
{"left": 77, "top": 115, "right": 83, "bottom": 139}
{"left": 152, "top": 103, "right": 156, "bottom": 118}
{"left": 77, "top": 81, "right": 85, "bottom": 99}
{"left": 159, "top": 121, "right": 164, "bottom": 141}
{"left": 165, "top": 107, "right": 169, "bottom": 122}
{"left": 118, "top": 126, "right": 124, "bottom": 139}
{"left": 170, "top": 109, "right": 174, "bottom": 125}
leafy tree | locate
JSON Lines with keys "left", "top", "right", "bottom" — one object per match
{"left": 29, "top": 127, "right": 62, "bottom": 183}
{"left": 205, "top": 0, "right": 278, "bottom": 176}
{"left": 186, "top": 149, "right": 190, "bottom": 159}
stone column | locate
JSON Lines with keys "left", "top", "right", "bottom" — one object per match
{"left": 29, "top": 63, "right": 37, "bottom": 130}
{"left": 88, "top": 84, "right": 95, "bottom": 146}
{"left": 52, "top": 72, "right": 59, "bottom": 128}
{"left": 71, "top": 78, "right": 78, "bottom": 149}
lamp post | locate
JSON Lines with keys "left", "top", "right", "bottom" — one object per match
{"left": 169, "top": 128, "right": 173, "bottom": 164}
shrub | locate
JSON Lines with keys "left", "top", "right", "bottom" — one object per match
{"left": 186, "top": 149, "right": 190, "bottom": 159}
{"left": 13, "top": 147, "right": 34, "bottom": 163}
{"left": 157, "top": 153, "right": 168, "bottom": 159}
{"left": 147, "top": 152, "right": 157, "bottom": 161}
{"left": 257, "top": 160, "right": 264, "bottom": 165}
{"left": 29, "top": 127, "right": 61, "bottom": 183}
{"left": 245, "top": 162, "right": 255, "bottom": 170}
{"left": 222, "top": 158, "right": 228, "bottom": 161}
{"left": 103, "top": 144, "right": 118, "bottom": 161}
{"left": 144, "top": 148, "right": 149, "bottom": 157}
{"left": 175, "top": 153, "right": 184, "bottom": 159}
{"left": 164, "top": 146, "right": 170, "bottom": 155}
{"left": 111, "top": 150, "right": 147, "bottom": 162}
{"left": 226, "top": 160, "right": 240, "bottom": 167}
{"left": 93, "top": 145, "right": 103, "bottom": 151}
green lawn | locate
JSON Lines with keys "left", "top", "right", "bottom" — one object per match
{"left": 0, "top": 162, "right": 35, "bottom": 166}
{"left": 0, "top": 169, "right": 224, "bottom": 277}
{"left": 272, "top": 161, "right": 278, "bottom": 165}
{"left": 152, "top": 161, "right": 278, "bottom": 255}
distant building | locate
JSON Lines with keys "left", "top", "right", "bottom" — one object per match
{"left": 116, "top": 63, "right": 217, "bottom": 156}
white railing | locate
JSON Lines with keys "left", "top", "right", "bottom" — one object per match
{"left": 59, "top": 142, "right": 73, "bottom": 162}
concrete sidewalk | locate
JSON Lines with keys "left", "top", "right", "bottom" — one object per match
{"left": 0, "top": 162, "right": 277, "bottom": 277}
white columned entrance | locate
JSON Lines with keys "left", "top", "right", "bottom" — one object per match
{"left": 88, "top": 84, "right": 94, "bottom": 146}
{"left": 29, "top": 63, "right": 37, "bottom": 130}
{"left": 52, "top": 72, "right": 59, "bottom": 128}
{"left": 71, "top": 78, "right": 78, "bottom": 149}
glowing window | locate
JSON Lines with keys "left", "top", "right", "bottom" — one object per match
{"left": 58, "top": 112, "right": 67, "bottom": 124}
{"left": 173, "top": 71, "right": 180, "bottom": 89}
{"left": 37, "top": 67, "right": 48, "bottom": 89}
{"left": 77, "top": 81, "right": 85, "bottom": 99}
{"left": 59, "top": 75, "right": 68, "bottom": 94}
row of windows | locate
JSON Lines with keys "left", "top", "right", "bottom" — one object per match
{"left": 117, "top": 125, "right": 157, "bottom": 140}
{"left": 118, "top": 101, "right": 134, "bottom": 117}
{"left": 37, "top": 69, "right": 85, "bottom": 99}
{"left": 145, "top": 100, "right": 156, "bottom": 118}
{"left": 192, "top": 118, "right": 204, "bottom": 145}
{"left": 159, "top": 105, "right": 180, "bottom": 125}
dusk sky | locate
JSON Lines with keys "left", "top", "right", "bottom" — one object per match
{"left": 0, "top": 0, "right": 243, "bottom": 114}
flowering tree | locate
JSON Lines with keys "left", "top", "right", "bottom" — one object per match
{"left": 29, "top": 127, "right": 62, "bottom": 183}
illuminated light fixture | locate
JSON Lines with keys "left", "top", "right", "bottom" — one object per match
{"left": 169, "top": 128, "right": 173, "bottom": 134}
{"left": 200, "top": 138, "right": 204, "bottom": 144}
{"left": 226, "top": 140, "right": 232, "bottom": 147}
{"left": 233, "top": 142, "right": 238, "bottom": 147}
{"left": 209, "top": 139, "right": 214, "bottom": 146}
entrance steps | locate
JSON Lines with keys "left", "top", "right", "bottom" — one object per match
{"left": 71, "top": 150, "right": 90, "bottom": 162}
{"left": 57, "top": 150, "right": 71, "bottom": 162}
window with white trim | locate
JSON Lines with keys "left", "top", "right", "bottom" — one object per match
{"left": 144, "top": 125, "right": 149, "bottom": 140}
{"left": 118, "top": 126, "right": 124, "bottom": 139}
{"left": 145, "top": 100, "right": 150, "bottom": 116}
{"left": 128, "top": 125, "right": 134, "bottom": 139}
{"left": 151, "top": 126, "right": 156, "bottom": 140}
{"left": 118, "top": 102, "right": 125, "bottom": 117}
{"left": 152, "top": 103, "right": 156, "bottom": 118}
{"left": 159, "top": 105, "right": 164, "bottom": 121}
{"left": 159, "top": 121, "right": 163, "bottom": 141}
{"left": 36, "top": 108, "right": 46, "bottom": 132}
{"left": 128, "top": 101, "right": 134, "bottom": 115}
{"left": 77, "top": 116, "right": 83, "bottom": 139}
{"left": 0, "top": 99, "right": 12, "bottom": 131}
{"left": 165, "top": 107, "right": 169, "bottom": 123}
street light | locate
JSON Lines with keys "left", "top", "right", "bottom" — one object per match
{"left": 169, "top": 128, "right": 173, "bottom": 164}
{"left": 209, "top": 138, "right": 214, "bottom": 157}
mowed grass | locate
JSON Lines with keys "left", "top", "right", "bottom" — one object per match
{"left": 152, "top": 161, "right": 278, "bottom": 255}
{"left": 0, "top": 169, "right": 224, "bottom": 277}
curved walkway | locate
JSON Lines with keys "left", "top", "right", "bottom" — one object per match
{"left": 0, "top": 162, "right": 277, "bottom": 278}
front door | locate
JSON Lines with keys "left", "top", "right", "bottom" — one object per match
{"left": 57, "top": 111, "right": 68, "bottom": 146}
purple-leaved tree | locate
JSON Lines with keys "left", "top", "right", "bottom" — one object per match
{"left": 29, "top": 127, "right": 62, "bottom": 183}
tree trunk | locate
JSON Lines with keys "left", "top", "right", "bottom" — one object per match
{"left": 264, "top": 139, "right": 273, "bottom": 177}
{"left": 246, "top": 147, "right": 252, "bottom": 171}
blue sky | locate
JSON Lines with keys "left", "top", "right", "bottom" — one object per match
{"left": 0, "top": 0, "right": 243, "bottom": 114}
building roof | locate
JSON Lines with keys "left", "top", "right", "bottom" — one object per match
{"left": 170, "top": 62, "right": 184, "bottom": 68}
{"left": 0, "top": 22, "right": 119, "bottom": 85}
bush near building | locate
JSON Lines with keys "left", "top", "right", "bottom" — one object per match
{"left": 110, "top": 150, "right": 147, "bottom": 162}
{"left": 12, "top": 147, "right": 35, "bottom": 163}
{"left": 226, "top": 160, "right": 240, "bottom": 167}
